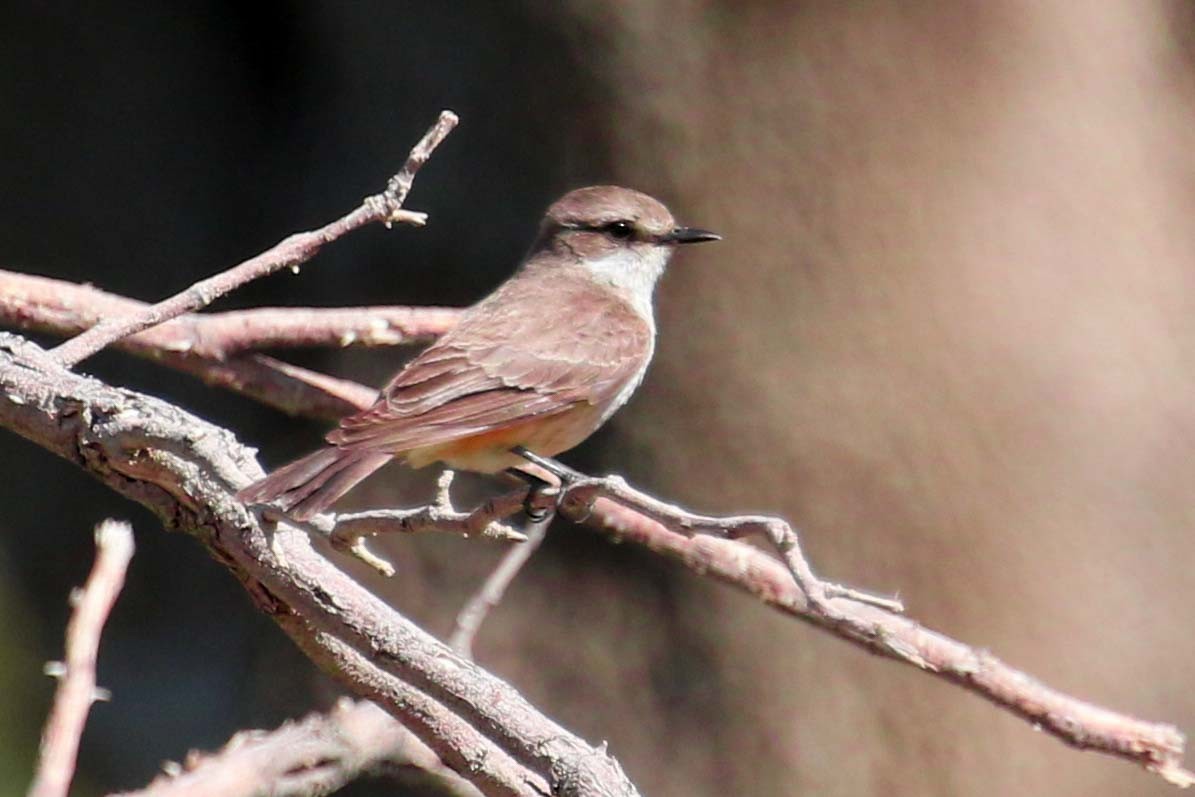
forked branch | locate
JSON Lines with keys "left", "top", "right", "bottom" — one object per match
{"left": 50, "top": 111, "right": 458, "bottom": 367}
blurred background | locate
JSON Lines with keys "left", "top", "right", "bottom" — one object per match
{"left": 4, "top": 1, "right": 1195, "bottom": 795}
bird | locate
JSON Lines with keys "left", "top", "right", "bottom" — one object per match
{"left": 237, "top": 185, "right": 720, "bottom": 520}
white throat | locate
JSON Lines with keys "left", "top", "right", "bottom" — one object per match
{"left": 582, "top": 246, "right": 670, "bottom": 325}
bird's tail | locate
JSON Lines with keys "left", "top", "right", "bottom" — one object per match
{"left": 237, "top": 447, "right": 391, "bottom": 521}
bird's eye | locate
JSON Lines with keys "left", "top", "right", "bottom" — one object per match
{"left": 604, "top": 220, "right": 635, "bottom": 239}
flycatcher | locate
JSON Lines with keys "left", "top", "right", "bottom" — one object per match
{"left": 238, "top": 185, "right": 720, "bottom": 520}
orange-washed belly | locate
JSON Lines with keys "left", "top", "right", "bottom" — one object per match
{"left": 402, "top": 404, "right": 601, "bottom": 473}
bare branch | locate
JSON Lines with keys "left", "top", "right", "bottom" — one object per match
{"left": 6, "top": 258, "right": 1192, "bottom": 785}
{"left": 561, "top": 491, "right": 1194, "bottom": 787}
{"left": 450, "top": 516, "right": 551, "bottom": 659}
{"left": 0, "top": 268, "right": 460, "bottom": 357}
{"left": 0, "top": 268, "right": 461, "bottom": 419}
{"left": 0, "top": 264, "right": 400, "bottom": 418}
{"left": 28, "top": 519, "right": 134, "bottom": 797}
{"left": 0, "top": 335, "right": 637, "bottom": 797}
{"left": 114, "top": 699, "right": 484, "bottom": 797}
{"left": 299, "top": 473, "right": 531, "bottom": 578}
{"left": 49, "top": 110, "right": 459, "bottom": 367}
{"left": 546, "top": 470, "right": 903, "bottom": 613}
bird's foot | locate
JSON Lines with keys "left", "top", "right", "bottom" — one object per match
{"left": 507, "top": 447, "right": 584, "bottom": 520}
{"left": 504, "top": 468, "right": 558, "bottom": 521}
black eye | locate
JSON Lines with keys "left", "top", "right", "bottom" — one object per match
{"left": 604, "top": 220, "right": 635, "bottom": 239}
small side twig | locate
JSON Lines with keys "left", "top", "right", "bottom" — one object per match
{"left": 50, "top": 110, "right": 458, "bottom": 367}
{"left": 450, "top": 515, "right": 551, "bottom": 659}
{"left": 556, "top": 473, "right": 903, "bottom": 614}
{"left": 28, "top": 519, "right": 135, "bottom": 797}
{"left": 308, "top": 471, "right": 530, "bottom": 577}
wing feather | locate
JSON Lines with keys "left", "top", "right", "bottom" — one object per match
{"left": 326, "top": 268, "right": 652, "bottom": 453}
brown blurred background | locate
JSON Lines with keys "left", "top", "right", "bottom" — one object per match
{"left": 4, "top": 1, "right": 1195, "bottom": 795}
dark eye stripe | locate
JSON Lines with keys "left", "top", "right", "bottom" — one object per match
{"left": 560, "top": 220, "right": 638, "bottom": 239}
{"left": 603, "top": 220, "right": 635, "bottom": 239}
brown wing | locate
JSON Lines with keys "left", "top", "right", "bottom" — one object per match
{"left": 325, "top": 267, "right": 652, "bottom": 452}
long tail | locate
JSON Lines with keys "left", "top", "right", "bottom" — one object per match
{"left": 237, "top": 447, "right": 392, "bottom": 521}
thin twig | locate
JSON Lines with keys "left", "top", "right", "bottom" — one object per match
{"left": 113, "top": 699, "right": 484, "bottom": 797}
{"left": 295, "top": 472, "right": 530, "bottom": 577}
{"left": 28, "top": 519, "right": 135, "bottom": 797}
{"left": 50, "top": 110, "right": 458, "bottom": 367}
{"left": 548, "top": 470, "right": 903, "bottom": 613}
{"left": 450, "top": 515, "right": 551, "bottom": 659}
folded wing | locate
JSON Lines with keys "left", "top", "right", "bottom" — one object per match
{"left": 326, "top": 269, "right": 652, "bottom": 453}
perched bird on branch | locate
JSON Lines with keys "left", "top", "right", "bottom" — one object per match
{"left": 238, "top": 186, "right": 719, "bottom": 519}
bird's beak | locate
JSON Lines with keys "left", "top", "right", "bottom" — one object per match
{"left": 660, "top": 227, "right": 722, "bottom": 245}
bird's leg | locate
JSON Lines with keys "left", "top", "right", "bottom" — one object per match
{"left": 511, "top": 446, "right": 587, "bottom": 485}
{"left": 507, "top": 447, "right": 588, "bottom": 520}
{"left": 505, "top": 465, "right": 559, "bottom": 521}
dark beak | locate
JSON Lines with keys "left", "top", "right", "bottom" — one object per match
{"left": 660, "top": 226, "right": 722, "bottom": 245}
